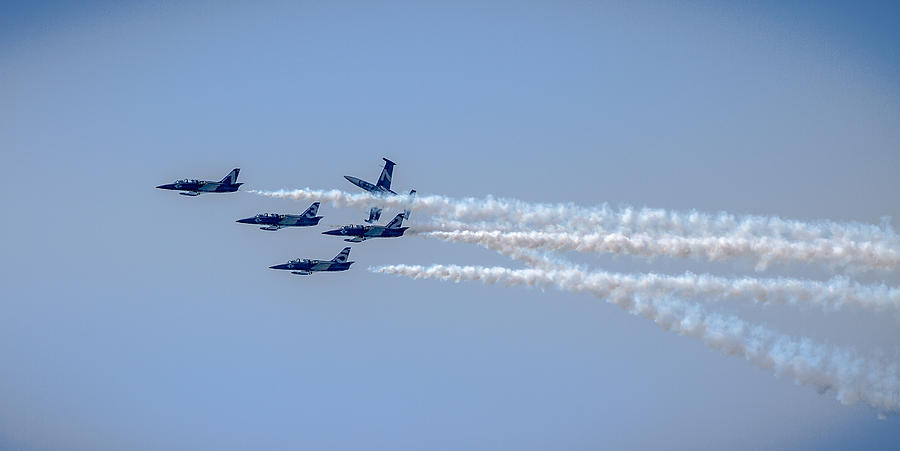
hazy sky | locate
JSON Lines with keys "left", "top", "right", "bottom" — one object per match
{"left": 2, "top": 1, "right": 899, "bottom": 450}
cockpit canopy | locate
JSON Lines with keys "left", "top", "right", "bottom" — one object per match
{"left": 175, "top": 179, "right": 200, "bottom": 184}
{"left": 257, "top": 213, "right": 281, "bottom": 218}
{"left": 289, "top": 258, "right": 312, "bottom": 264}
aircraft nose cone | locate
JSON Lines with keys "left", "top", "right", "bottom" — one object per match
{"left": 322, "top": 229, "right": 341, "bottom": 236}
{"left": 156, "top": 184, "right": 174, "bottom": 190}
{"left": 269, "top": 264, "right": 286, "bottom": 270}
{"left": 236, "top": 217, "right": 254, "bottom": 224}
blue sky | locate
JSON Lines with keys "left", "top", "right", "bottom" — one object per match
{"left": 2, "top": 1, "right": 899, "bottom": 450}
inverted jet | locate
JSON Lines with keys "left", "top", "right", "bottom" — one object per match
{"left": 156, "top": 168, "right": 242, "bottom": 196}
{"left": 344, "top": 158, "right": 399, "bottom": 222}
{"left": 236, "top": 202, "right": 322, "bottom": 231}
{"left": 344, "top": 157, "right": 397, "bottom": 195}
{"left": 269, "top": 247, "right": 354, "bottom": 275}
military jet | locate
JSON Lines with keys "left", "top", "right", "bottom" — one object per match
{"left": 322, "top": 190, "right": 415, "bottom": 242}
{"left": 322, "top": 212, "right": 410, "bottom": 243}
{"left": 344, "top": 157, "right": 397, "bottom": 195}
{"left": 344, "top": 158, "right": 399, "bottom": 222}
{"left": 269, "top": 247, "right": 354, "bottom": 275}
{"left": 236, "top": 202, "right": 322, "bottom": 231}
{"left": 156, "top": 168, "right": 242, "bottom": 196}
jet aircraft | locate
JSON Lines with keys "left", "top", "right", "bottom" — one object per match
{"left": 322, "top": 190, "right": 415, "bottom": 242}
{"left": 156, "top": 168, "right": 242, "bottom": 196}
{"left": 344, "top": 158, "right": 399, "bottom": 222}
{"left": 269, "top": 247, "right": 354, "bottom": 275}
{"left": 236, "top": 202, "right": 322, "bottom": 231}
{"left": 323, "top": 212, "right": 409, "bottom": 243}
{"left": 344, "top": 157, "right": 397, "bottom": 195}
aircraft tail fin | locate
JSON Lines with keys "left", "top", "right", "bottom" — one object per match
{"left": 301, "top": 202, "right": 320, "bottom": 218}
{"left": 376, "top": 158, "right": 395, "bottom": 190}
{"left": 220, "top": 168, "right": 240, "bottom": 184}
{"left": 385, "top": 213, "right": 405, "bottom": 229}
{"left": 403, "top": 189, "right": 416, "bottom": 219}
{"left": 332, "top": 247, "right": 351, "bottom": 263}
{"left": 365, "top": 207, "right": 383, "bottom": 223}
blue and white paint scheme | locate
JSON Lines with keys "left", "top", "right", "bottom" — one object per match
{"left": 269, "top": 247, "right": 354, "bottom": 275}
{"left": 156, "top": 168, "right": 243, "bottom": 196}
{"left": 322, "top": 192, "right": 414, "bottom": 242}
{"left": 344, "top": 157, "right": 397, "bottom": 195}
{"left": 236, "top": 202, "right": 322, "bottom": 231}
{"left": 344, "top": 157, "right": 400, "bottom": 223}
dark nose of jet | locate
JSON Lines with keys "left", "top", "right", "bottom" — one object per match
{"left": 236, "top": 217, "right": 255, "bottom": 224}
{"left": 269, "top": 263, "right": 288, "bottom": 270}
{"left": 156, "top": 183, "right": 175, "bottom": 190}
{"left": 322, "top": 229, "right": 342, "bottom": 236}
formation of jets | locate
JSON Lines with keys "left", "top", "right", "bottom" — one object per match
{"left": 156, "top": 158, "right": 413, "bottom": 275}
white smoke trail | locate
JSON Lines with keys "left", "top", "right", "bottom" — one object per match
{"left": 251, "top": 188, "right": 898, "bottom": 245}
{"left": 380, "top": 261, "right": 900, "bottom": 311}
{"left": 372, "top": 264, "right": 900, "bottom": 413}
{"left": 252, "top": 188, "right": 899, "bottom": 269}
{"left": 491, "top": 247, "right": 572, "bottom": 271}
{"left": 482, "top": 246, "right": 900, "bottom": 312}
{"left": 423, "top": 230, "right": 900, "bottom": 271}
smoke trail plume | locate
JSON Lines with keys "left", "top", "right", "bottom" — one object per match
{"left": 486, "top": 247, "right": 900, "bottom": 312}
{"left": 423, "top": 230, "right": 900, "bottom": 271}
{"left": 251, "top": 188, "right": 898, "bottom": 245}
{"left": 378, "top": 262, "right": 900, "bottom": 311}
{"left": 372, "top": 264, "right": 900, "bottom": 413}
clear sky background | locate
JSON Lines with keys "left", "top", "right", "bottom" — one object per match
{"left": 2, "top": 1, "right": 899, "bottom": 450}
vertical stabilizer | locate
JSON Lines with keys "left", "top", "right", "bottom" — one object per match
{"left": 386, "top": 213, "right": 405, "bottom": 229}
{"left": 332, "top": 247, "right": 351, "bottom": 263}
{"left": 302, "top": 202, "right": 320, "bottom": 218}
{"left": 376, "top": 158, "right": 395, "bottom": 190}
{"left": 366, "top": 207, "right": 383, "bottom": 223}
{"left": 220, "top": 168, "right": 240, "bottom": 184}
{"left": 403, "top": 189, "right": 416, "bottom": 219}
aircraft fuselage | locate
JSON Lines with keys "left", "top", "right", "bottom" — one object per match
{"left": 322, "top": 225, "right": 408, "bottom": 240}
{"left": 269, "top": 260, "right": 354, "bottom": 273}
{"left": 156, "top": 181, "right": 242, "bottom": 195}
{"left": 343, "top": 176, "right": 396, "bottom": 195}
{"left": 236, "top": 214, "right": 322, "bottom": 230}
